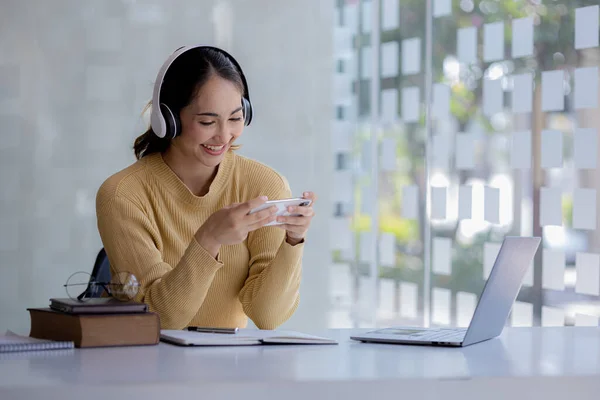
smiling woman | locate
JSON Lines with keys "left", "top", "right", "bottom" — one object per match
{"left": 95, "top": 46, "right": 317, "bottom": 330}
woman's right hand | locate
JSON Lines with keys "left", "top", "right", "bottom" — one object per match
{"left": 195, "top": 196, "right": 277, "bottom": 258}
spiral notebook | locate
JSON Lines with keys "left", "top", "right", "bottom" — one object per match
{"left": 0, "top": 330, "right": 74, "bottom": 353}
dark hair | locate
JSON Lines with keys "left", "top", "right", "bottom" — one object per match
{"left": 133, "top": 47, "right": 245, "bottom": 160}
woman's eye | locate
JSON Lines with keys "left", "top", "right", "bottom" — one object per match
{"left": 199, "top": 121, "right": 214, "bottom": 126}
{"left": 229, "top": 117, "right": 242, "bottom": 122}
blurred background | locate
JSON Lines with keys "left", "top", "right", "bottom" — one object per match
{"left": 1, "top": 0, "right": 600, "bottom": 334}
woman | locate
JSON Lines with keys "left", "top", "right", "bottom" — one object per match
{"left": 96, "top": 45, "right": 316, "bottom": 330}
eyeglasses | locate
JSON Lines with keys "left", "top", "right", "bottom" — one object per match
{"left": 63, "top": 271, "right": 140, "bottom": 302}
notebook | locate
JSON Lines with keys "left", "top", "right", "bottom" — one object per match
{"left": 49, "top": 297, "right": 148, "bottom": 314}
{"left": 0, "top": 330, "right": 74, "bottom": 353}
{"left": 160, "top": 329, "right": 338, "bottom": 346}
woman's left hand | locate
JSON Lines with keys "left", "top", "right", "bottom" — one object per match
{"left": 277, "top": 192, "right": 317, "bottom": 245}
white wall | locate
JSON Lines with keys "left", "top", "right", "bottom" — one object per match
{"left": 0, "top": 0, "right": 333, "bottom": 334}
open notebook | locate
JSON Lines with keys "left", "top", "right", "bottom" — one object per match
{"left": 160, "top": 329, "right": 338, "bottom": 346}
{"left": 0, "top": 330, "right": 74, "bottom": 353}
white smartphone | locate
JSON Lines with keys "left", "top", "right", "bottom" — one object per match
{"left": 248, "top": 197, "right": 313, "bottom": 226}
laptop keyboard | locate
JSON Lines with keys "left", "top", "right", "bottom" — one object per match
{"left": 417, "top": 328, "right": 467, "bottom": 341}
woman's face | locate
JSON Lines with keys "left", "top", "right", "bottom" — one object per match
{"left": 175, "top": 74, "right": 245, "bottom": 168}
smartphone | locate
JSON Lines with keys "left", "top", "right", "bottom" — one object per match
{"left": 248, "top": 197, "right": 312, "bottom": 226}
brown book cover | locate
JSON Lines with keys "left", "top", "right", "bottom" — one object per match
{"left": 27, "top": 308, "right": 160, "bottom": 348}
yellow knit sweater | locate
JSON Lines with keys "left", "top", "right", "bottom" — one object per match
{"left": 95, "top": 151, "right": 303, "bottom": 330}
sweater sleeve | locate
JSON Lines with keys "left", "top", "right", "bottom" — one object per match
{"left": 238, "top": 178, "right": 304, "bottom": 329}
{"left": 96, "top": 196, "right": 223, "bottom": 329}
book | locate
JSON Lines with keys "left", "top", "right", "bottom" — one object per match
{"left": 49, "top": 297, "right": 148, "bottom": 314}
{"left": 28, "top": 308, "right": 160, "bottom": 348}
{"left": 0, "top": 330, "right": 74, "bottom": 353}
{"left": 159, "top": 329, "right": 338, "bottom": 346}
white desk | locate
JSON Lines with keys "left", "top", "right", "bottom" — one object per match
{"left": 1, "top": 327, "right": 600, "bottom": 399}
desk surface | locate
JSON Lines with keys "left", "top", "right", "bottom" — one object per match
{"left": 2, "top": 327, "right": 600, "bottom": 399}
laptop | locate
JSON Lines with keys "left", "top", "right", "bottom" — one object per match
{"left": 351, "top": 236, "right": 541, "bottom": 347}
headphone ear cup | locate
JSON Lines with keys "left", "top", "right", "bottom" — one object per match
{"left": 242, "top": 97, "right": 253, "bottom": 126}
{"left": 160, "top": 103, "right": 180, "bottom": 138}
{"left": 172, "top": 113, "right": 181, "bottom": 138}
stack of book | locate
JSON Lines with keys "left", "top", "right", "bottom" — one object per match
{"left": 27, "top": 298, "right": 160, "bottom": 348}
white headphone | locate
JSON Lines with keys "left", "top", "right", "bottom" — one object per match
{"left": 150, "top": 45, "right": 253, "bottom": 139}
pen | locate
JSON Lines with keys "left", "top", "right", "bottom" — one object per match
{"left": 187, "top": 326, "right": 239, "bottom": 334}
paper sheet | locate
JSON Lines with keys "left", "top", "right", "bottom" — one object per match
{"left": 401, "top": 86, "right": 420, "bottom": 123}
{"left": 401, "top": 185, "right": 419, "bottom": 219}
{"left": 457, "top": 27, "right": 477, "bottom": 65}
{"left": 512, "top": 17, "right": 534, "bottom": 58}
{"left": 510, "top": 131, "right": 532, "bottom": 169}
{"left": 541, "top": 130, "right": 563, "bottom": 168}
{"left": 431, "top": 186, "right": 447, "bottom": 220}
{"left": 574, "top": 128, "right": 597, "bottom": 169}
{"left": 483, "top": 78, "right": 503, "bottom": 116}
{"left": 576, "top": 252, "right": 600, "bottom": 296}
{"left": 512, "top": 73, "right": 533, "bottom": 113}
{"left": 458, "top": 185, "right": 473, "bottom": 220}
{"left": 575, "top": 5, "right": 599, "bottom": 50}
{"left": 542, "top": 249, "right": 565, "bottom": 291}
{"left": 574, "top": 67, "right": 598, "bottom": 109}
{"left": 484, "top": 186, "right": 500, "bottom": 224}
{"left": 455, "top": 133, "right": 476, "bottom": 170}
{"left": 381, "top": 41, "right": 399, "bottom": 78}
{"left": 402, "top": 37, "right": 421, "bottom": 75}
{"left": 541, "top": 70, "right": 565, "bottom": 112}
{"left": 540, "top": 187, "right": 562, "bottom": 226}
{"left": 573, "top": 188, "right": 597, "bottom": 230}
{"left": 433, "top": 237, "right": 452, "bottom": 275}
{"left": 484, "top": 21, "right": 504, "bottom": 62}
{"left": 432, "top": 83, "right": 451, "bottom": 120}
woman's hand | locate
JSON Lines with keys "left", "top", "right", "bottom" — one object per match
{"left": 195, "top": 196, "right": 277, "bottom": 258}
{"left": 277, "top": 192, "right": 317, "bottom": 245}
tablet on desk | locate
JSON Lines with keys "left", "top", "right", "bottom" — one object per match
{"left": 49, "top": 298, "right": 148, "bottom": 314}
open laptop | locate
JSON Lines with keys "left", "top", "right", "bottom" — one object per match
{"left": 351, "top": 236, "right": 541, "bottom": 347}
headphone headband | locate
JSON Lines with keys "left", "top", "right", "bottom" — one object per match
{"left": 150, "top": 45, "right": 252, "bottom": 138}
